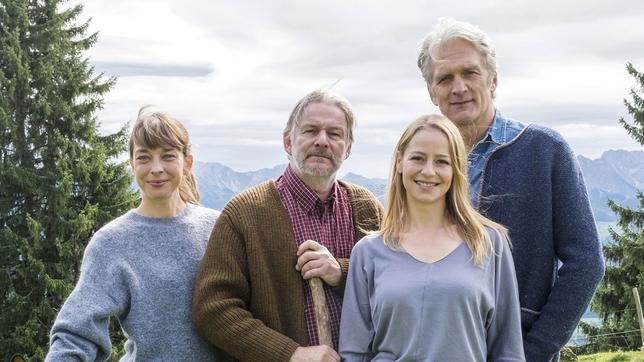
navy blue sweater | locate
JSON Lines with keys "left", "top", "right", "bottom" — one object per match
{"left": 478, "top": 123, "right": 605, "bottom": 362}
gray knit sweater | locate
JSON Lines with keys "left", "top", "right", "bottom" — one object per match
{"left": 46, "top": 204, "right": 225, "bottom": 361}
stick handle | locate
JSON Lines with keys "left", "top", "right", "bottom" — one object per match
{"left": 309, "top": 277, "right": 333, "bottom": 347}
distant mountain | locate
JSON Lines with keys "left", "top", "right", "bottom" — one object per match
{"left": 342, "top": 172, "right": 387, "bottom": 202}
{"left": 194, "top": 162, "right": 283, "bottom": 210}
{"left": 578, "top": 150, "right": 644, "bottom": 222}
{"left": 195, "top": 150, "right": 644, "bottom": 224}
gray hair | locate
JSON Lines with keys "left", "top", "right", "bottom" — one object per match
{"left": 284, "top": 89, "right": 355, "bottom": 142}
{"left": 417, "top": 18, "right": 497, "bottom": 85}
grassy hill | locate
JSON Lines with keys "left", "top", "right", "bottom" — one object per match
{"left": 562, "top": 350, "right": 644, "bottom": 361}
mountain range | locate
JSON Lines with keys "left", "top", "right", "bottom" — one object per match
{"left": 194, "top": 149, "right": 644, "bottom": 224}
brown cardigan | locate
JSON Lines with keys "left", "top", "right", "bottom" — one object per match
{"left": 193, "top": 180, "right": 383, "bottom": 362}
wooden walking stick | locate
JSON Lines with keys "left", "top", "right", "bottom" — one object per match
{"left": 303, "top": 239, "right": 333, "bottom": 348}
{"left": 309, "top": 277, "right": 333, "bottom": 348}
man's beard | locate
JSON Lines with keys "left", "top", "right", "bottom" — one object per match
{"left": 293, "top": 150, "right": 341, "bottom": 178}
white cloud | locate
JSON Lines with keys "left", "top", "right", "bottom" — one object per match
{"left": 73, "top": 0, "right": 644, "bottom": 177}
{"left": 554, "top": 124, "right": 642, "bottom": 159}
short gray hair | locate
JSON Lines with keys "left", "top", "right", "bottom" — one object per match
{"left": 417, "top": 18, "right": 497, "bottom": 85}
{"left": 284, "top": 89, "right": 355, "bottom": 142}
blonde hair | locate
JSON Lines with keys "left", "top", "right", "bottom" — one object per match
{"left": 129, "top": 106, "right": 200, "bottom": 204}
{"left": 381, "top": 114, "right": 508, "bottom": 266}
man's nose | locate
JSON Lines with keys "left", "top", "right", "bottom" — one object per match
{"left": 314, "top": 131, "right": 330, "bottom": 148}
{"left": 451, "top": 76, "right": 467, "bottom": 95}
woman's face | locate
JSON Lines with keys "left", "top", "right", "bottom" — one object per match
{"left": 396, "top": 128, "right": 453, "bottom": 209}
{"left": 130, "top": 144, "right": 192, "bottom": 203}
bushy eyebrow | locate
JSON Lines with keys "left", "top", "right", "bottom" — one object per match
{"left": 435, "top": 62, "right": 482, "bottom": 78}
{"left": 299, "top": 123, "right": 346, "bottom": 134}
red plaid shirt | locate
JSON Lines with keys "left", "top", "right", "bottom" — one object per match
{"left": 276, "top": 166, "right": 354, "bottom": 348}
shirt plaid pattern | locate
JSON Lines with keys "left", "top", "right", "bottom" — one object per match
{"left": 276, "top": 166, "right": 354, "bottom": 348}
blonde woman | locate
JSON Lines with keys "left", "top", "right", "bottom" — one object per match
{"left": 46, "top": 107, "right": 227, "bottom": 361}
{"left": 338, "top": 115, "right": 524, "bottom": 361}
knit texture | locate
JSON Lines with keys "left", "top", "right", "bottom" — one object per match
{"left": 46, "top": 205, "right": 226, "bottom": 361}
{"left": 478, "top": 121, "right": 605, "bottom": 362}
{"left": 193, "top": 180, "right": 383, "bottom": 362}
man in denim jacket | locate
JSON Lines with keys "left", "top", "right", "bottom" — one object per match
{"left": 417, "top": 19, "right": 605, "bottom": 362}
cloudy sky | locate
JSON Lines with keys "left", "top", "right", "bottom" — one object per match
{"left": 76, "top": 0, "right": 644, "bottom": 178}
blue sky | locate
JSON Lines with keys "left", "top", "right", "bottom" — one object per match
{"left": 76, "top": 0, "right": 644, "bottom": 178}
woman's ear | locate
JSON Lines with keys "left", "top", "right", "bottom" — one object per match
{"left": 184, "top": 154, "right": 194, "bottom": 172}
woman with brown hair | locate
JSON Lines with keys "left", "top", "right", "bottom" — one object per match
{"left": 45, "top": 107, "right": 226, "bottom": 361}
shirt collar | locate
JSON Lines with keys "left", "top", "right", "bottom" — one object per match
{"left": 473, "top": 110, "right": 508, "bottom": 148}
{"left": 487, "top": 110, "right": 512, "bottom": 145}
{"left": 283, "top": 165, "right": 338, "bottom": 215}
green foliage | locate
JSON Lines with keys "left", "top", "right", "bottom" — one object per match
{"left": 566, "top": 350, "right": 644, "bottom": 362}
{"left": 0, "top": 0, "right": 136, "bottom": 359}
{"left": 582, "top": 64, "right": 644, "bottom": 352}
{"left": 620, "top": 63, "right": 644, "bottom": 145}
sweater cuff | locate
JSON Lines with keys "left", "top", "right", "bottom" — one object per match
{"left": 279, "top": 340, "right": 301, "bottom": 362}
{"left": 331, "top": 257, "right": 350, "bottom": 297}
{"left": 523, "top": 339, "right": 558, "bottom": 362}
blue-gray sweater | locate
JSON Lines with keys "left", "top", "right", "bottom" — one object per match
{"left": 477, "top": 121, "right": 605, "bottom": 362}
{"left": 46, "top": 204, "right": 226, "bottom": 361}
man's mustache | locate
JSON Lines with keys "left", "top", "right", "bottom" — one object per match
{"left": 306, "top": 152, "right": 334, "bottom": 160}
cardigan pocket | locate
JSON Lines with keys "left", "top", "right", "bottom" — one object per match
{"left": 520, "top": 307, "right": 541, "bottom": 334}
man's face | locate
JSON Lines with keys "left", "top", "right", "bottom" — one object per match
{"left": 283, "top": 102, "right": 352, "bottom": 180}
{"left": 429, "top": 38, "right": 497, "bottom": 128}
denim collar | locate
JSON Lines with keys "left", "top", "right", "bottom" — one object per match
{"left": 482, "top": 110, "right": 509, "bottom": 146}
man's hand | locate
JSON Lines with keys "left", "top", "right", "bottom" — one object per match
{"left": 289, "top": 346, "right": 340, "bottom": 362}
{"left": 296, "top": 240, "right": 341, "bottom": 286}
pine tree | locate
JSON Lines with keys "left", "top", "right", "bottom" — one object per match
{"left": 580, "top": 63, "right": 644, "bottom": 352}
{"left": 0, "top": 0, "right": 137, "bottom": 359}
